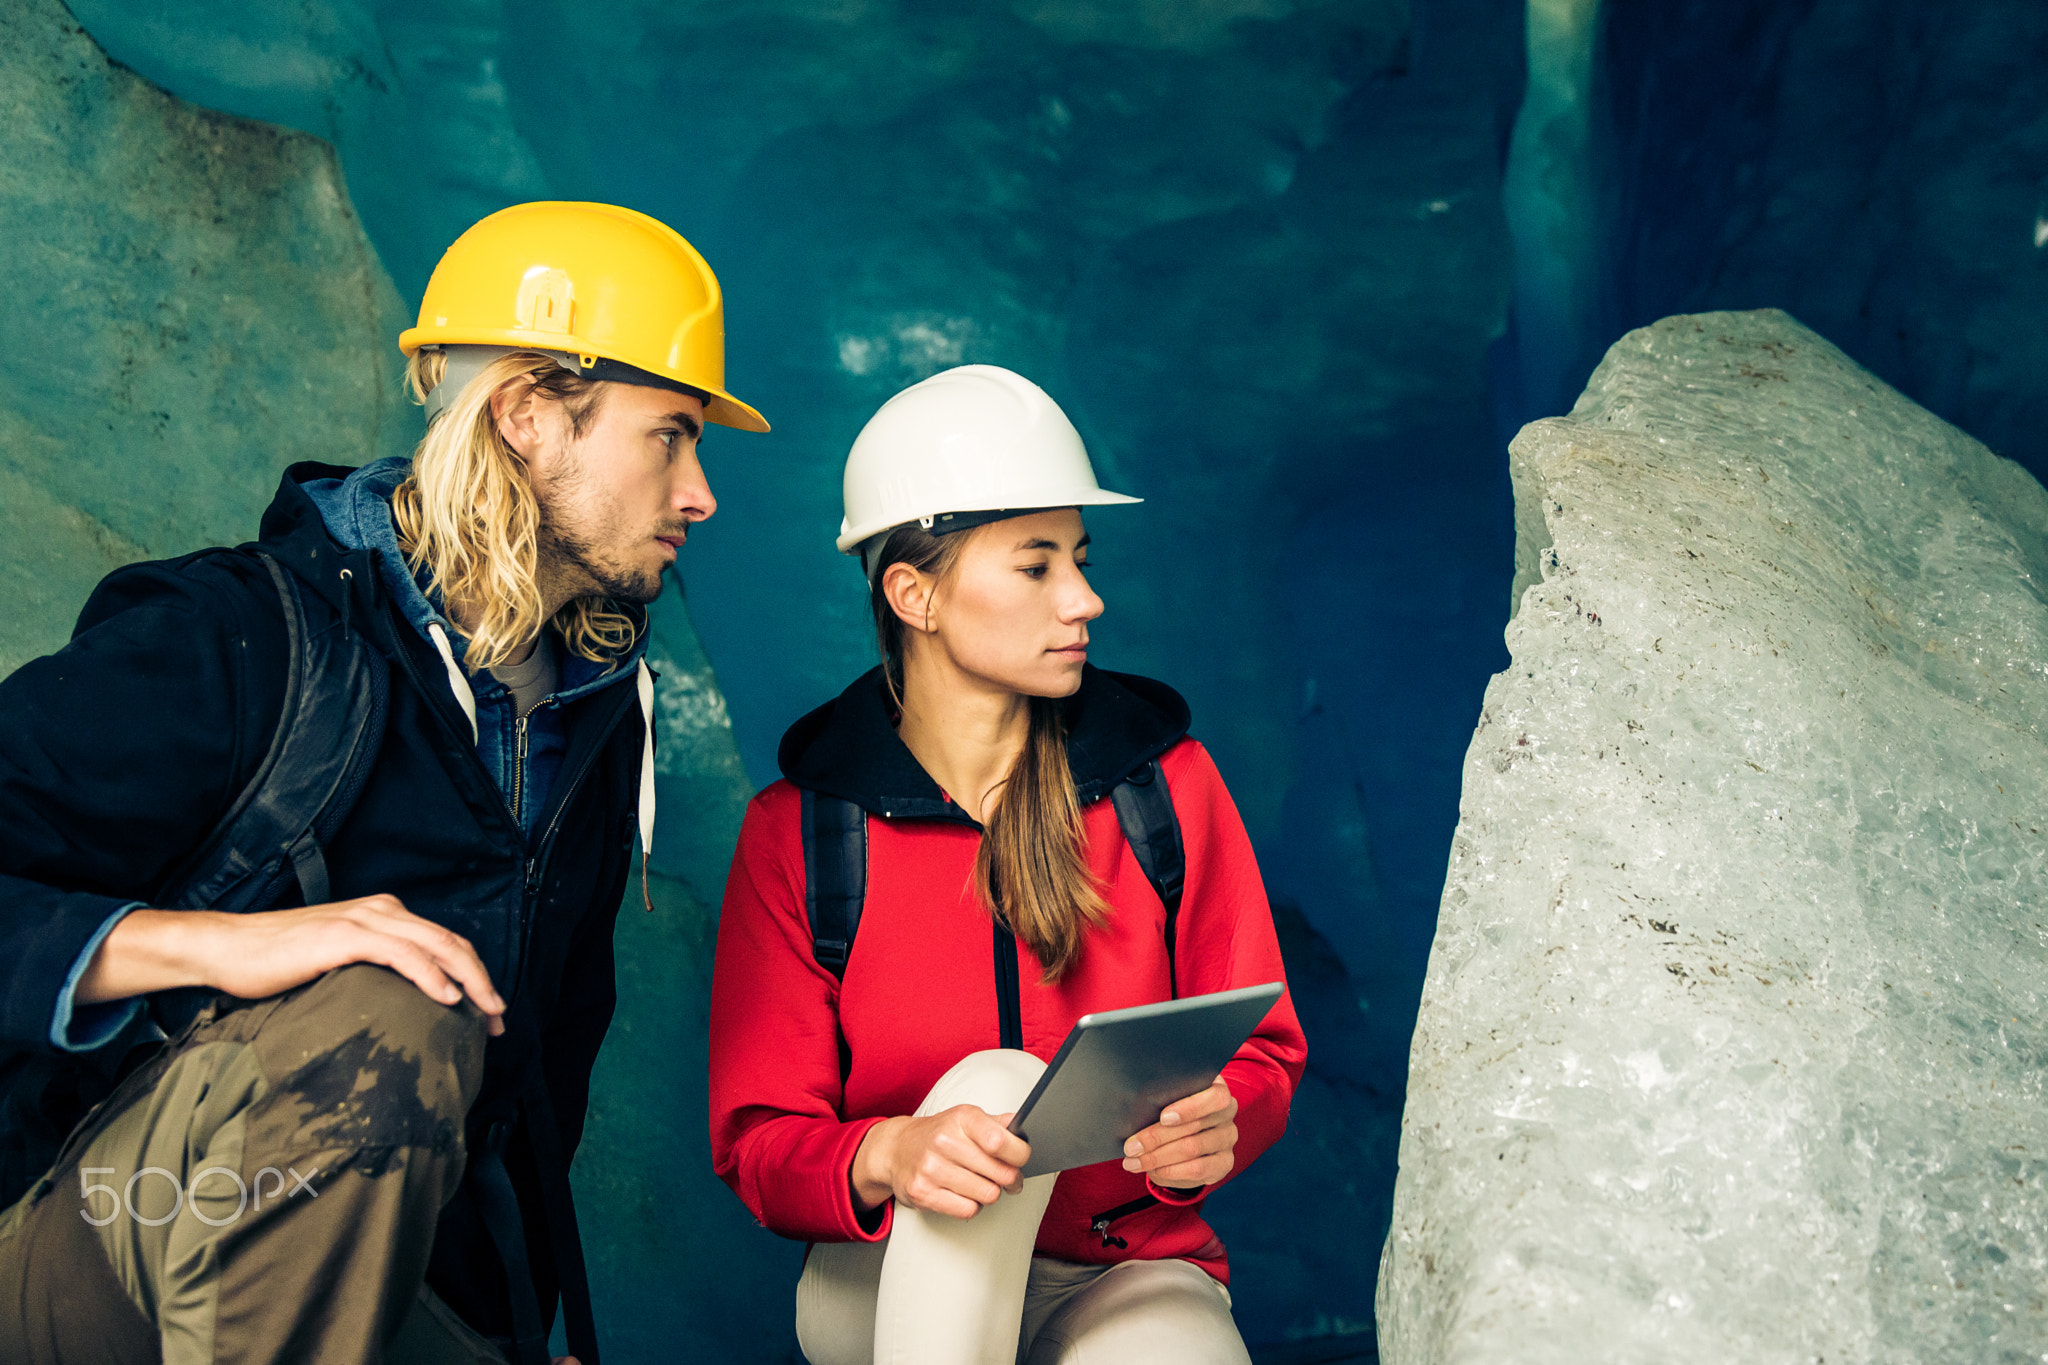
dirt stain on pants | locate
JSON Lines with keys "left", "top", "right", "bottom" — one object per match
{"left": 0, "top": 963, "right": 488, "bottom": 1364}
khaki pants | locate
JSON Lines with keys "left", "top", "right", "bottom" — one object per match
{"left": 795, "top": 1051, "right": 1253, "bottom": 1365}
{"left": 0, "top": 964, "right": 493, "bottom": 1364}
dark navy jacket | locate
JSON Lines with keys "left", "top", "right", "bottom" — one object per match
{"left": 0, "top": 462, "right": 648, "bottom": 1338}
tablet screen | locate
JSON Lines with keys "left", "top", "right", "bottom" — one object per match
{"left": 1008, "top": 982, "right": 1284, "bottom": 1177}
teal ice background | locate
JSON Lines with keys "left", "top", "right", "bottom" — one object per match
{"left": 2, "top": 0, "right": 2043, "bottom": 1356}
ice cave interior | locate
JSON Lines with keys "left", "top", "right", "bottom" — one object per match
{"left": 0, "top": 0, "right": 2042, "bottom": 1358}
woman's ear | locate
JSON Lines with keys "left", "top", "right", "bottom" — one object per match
{"left": 491, "top": 376, "right": 544, "bottom": 459}
{"left": 881, "top": 561, "right": 937, "bottom": 634}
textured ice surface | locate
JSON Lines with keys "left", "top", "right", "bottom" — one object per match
{"left": 0, "top": 0, "right": 413, "bottom": 676}
{"left": 1378, "top": 310, "right": 2048, "bottom": 1364}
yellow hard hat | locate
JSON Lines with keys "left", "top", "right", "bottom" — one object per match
{"left": 399, "top": 201, "right": 768, "bottom": 433}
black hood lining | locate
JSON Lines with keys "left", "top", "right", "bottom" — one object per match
{"left": 778, "top": 665, "right": 1191, "bottom": 818}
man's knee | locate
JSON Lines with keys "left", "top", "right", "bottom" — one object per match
{"left": 254, "top": 964, "right": 486, "bottom": 1151}
{"left": 920, "top": 1049, "right": 1047, "bottom": 1118}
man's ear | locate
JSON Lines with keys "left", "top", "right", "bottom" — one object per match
{"left": 491, "top": 375, "right": 544, "bottom": 459}
{"left": 881, "top": 562, "right": 937, "bottom": 634}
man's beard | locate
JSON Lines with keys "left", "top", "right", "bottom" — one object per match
{"left": 534, "top": 478, "right": 666, "bottom": 605}
{"left": 540, "top": 518, "right": 664, "bottom": 604}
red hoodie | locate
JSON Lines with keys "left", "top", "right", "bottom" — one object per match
{"left": 708, "top": 667, "right": 1306, "bottom": 1283}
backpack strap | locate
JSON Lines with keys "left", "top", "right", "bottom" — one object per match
{"left": 156, "top": 551, "right": 387, "bottom": 916}
{"left": 144, "top": 552, "right": 387, "bottom": 1038}
{"left": 797, "top": 760, "right": 1186, "bottom": 995}
{"left": 1110, "top": 758, "right": 1186, "bottom": 996}
{"left": 802, "top": 788, "right": 868, "bottom": 980}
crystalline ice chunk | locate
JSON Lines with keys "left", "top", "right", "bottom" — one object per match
{"left": 1378, "top": 309, "right": 2048, "bottom": 1363}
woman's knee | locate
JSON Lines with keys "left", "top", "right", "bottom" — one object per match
{"left": 916, "top": 1049, "right": 1047, "bottom": 1119}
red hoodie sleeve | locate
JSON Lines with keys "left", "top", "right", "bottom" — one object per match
{"left": 1144, "top": 740, "right": 1307, "bottom": 1206}
{"left": 709, "top": 782, "right": 893, "bottom": 1243}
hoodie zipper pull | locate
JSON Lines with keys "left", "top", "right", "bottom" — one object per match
{"left": 337, "top": 568, "right": 353, "bottom": 637}
{"left": 1089, "top": 1193, "right": 1156, "bottom": 1249}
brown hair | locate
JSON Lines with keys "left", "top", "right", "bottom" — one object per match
{"left": 870, "top": 522, "right": 1110, "bottom": 981}
{"left": 392, "top": 349, "right": 636, "bottom": 669}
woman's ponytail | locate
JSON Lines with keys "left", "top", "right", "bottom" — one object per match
{"left": 870, "top": 524, "right": 1109, "bottom": 982}
{"left": 977, "top": 694, "right": 1109, "bottom": 981}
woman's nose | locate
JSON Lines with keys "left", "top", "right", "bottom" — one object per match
{"left": 1062, "top": 567, "right": 1103, "bottom": 624}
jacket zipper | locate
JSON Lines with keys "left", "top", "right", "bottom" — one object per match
{"left": 993, "top": 922, "right": 1023, "bottom": 1050}
{"left": 383, "top": 612, "right": 636, "bottom": 1000}
{"left": 511, "top": 713, "right": 530, "bottom": 825}
{"left": 514, "top": 684, "right": 638, "bottom": 989}
{"left": 1089, "top": 1194, "right": 1160, "bottom": 1249}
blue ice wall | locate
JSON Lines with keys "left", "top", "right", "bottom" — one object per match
{"left": 1501, "top": 0, "right": 2048, "bottom": 481}
{"left": 0, "top": 0, "right": 415, "bottom": 678}
{"left": 1497, "top": 0, "right": 1610, "bottom": 426}
{"left": 59, "top": 0, "right": 1528, "bottom": 1355}
{"left": 1614, "top": 1, "right": 2048, "bottom": 479}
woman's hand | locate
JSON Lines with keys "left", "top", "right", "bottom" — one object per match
{"left": 850, "top": 1106, "right": 1031, "bottom": 1220}
{"left": 1121, "top": 1079, "right": 1238, "bottom": 1189}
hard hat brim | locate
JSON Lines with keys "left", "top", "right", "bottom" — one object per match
{"left": 834, "top": 489, "right": 1140, "bottom": 556}
{"left": 702, "top": 390, "right": 771, "bottom": 434}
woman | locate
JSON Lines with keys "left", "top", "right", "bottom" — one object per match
{"left": 709, "top": 365, "right": 1305, "bottom": 1364}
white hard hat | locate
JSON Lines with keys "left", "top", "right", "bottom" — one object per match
{"left": 837, "top": 365, "right": 1139, "bottom": 569}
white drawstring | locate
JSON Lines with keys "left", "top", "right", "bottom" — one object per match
{"left": 636, "top": 659, "right": 657, "bottom": 912}
{"left": 426, "top": 622, "right": 478, "bottom": 743}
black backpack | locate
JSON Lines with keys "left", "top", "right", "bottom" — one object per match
{"left": 799, "top": 754, "right": 1189, "bottom": 995}
{"left": 0, "top": 550, "right": 386, "bottom": 1201}
{"left": 146, "top": 551, "right": 390, "bottom": 1026}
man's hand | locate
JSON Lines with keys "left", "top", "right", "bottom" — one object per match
{"left": 74, "top": 896, "right": 507, "bottom": 1036}
{"left": 1121, "top": 1078, "right": 1237, "bottom": 1189}
{"left": 850, "top": 1105, "right": 1031, "bottom": 1220}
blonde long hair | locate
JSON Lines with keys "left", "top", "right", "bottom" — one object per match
{"left": 395, "top": 350, "right": 638, "bottom": 669}
{"left": 871, "top": 522, "right": 1111, "bottom": 982}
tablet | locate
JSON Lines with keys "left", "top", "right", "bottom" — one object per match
{"left": 1007, "top": 981, "right": 1285, "bottom": 1178}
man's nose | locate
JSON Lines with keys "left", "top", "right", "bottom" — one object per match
{"left": 674, "top": 449, "right": 717, "bottom": 522}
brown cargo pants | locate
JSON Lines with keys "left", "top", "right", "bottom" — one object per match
{"left": 0, "top": 963, "right": 510, "bottom": 1364}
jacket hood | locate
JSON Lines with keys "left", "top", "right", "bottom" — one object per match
{"left": 777, "top": 665, "right": 1191, "bottom": 819}
{"left": 298, "top": 456, "right": 445, "bottom": 646}
{"left": 262, "top": 460, "right": 646, "bottom": 695}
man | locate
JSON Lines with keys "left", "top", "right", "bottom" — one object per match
{"left": 0, "top": 200, "right": 767, "bottom": 1363}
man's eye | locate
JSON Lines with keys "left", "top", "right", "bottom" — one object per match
{"left": 1021, "top": 564, "right": 1048, "bottom": 579}
{"left": 1077, "top": 559, "right": 1092, "bottom": 572}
